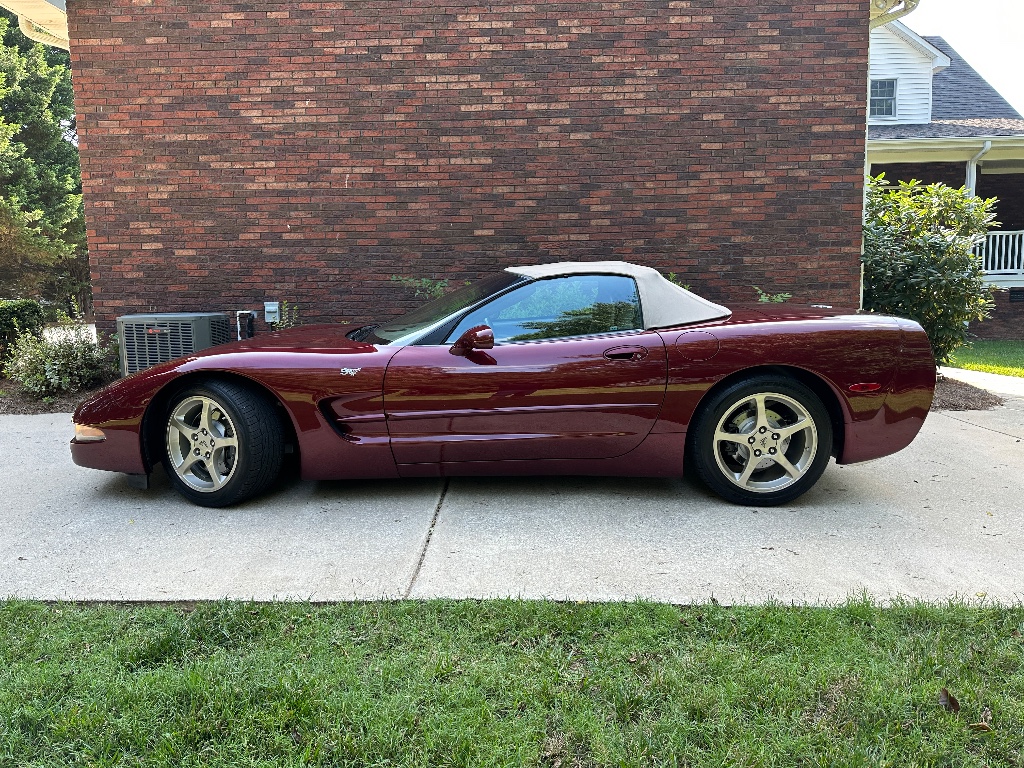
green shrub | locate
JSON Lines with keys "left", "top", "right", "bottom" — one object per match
{"left": 0, "top": 299, "right": 44, "bottom": 361}
{"left": 664, "top": 272, "right": 691, "bottom": 290}
{"left": 753, "top": 287, "right": 792, "bottom": 304}
{"left": 390, "top": 274, "right": 452, "bottom": 298}
{"left": 272, "top": 300, "right": 301, "bottom": 329}
{"left": 862, "top": 176, "right": 997, "bottom": 363}
{"left": 4, "top": 324, "right": 119, "bottom": 397}
{"left": 39, "top": 300, "right": 78, "bottom": 325}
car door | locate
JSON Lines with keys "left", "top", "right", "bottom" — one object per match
{"left": 383, "top": 274, "right": 668, "bottom": 466}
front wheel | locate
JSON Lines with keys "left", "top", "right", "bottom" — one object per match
{"left": 163, "top": 380, "right": 284, "bottom": 507}
{"left": 689, "top": 375, "right": 833, "bottom": 506}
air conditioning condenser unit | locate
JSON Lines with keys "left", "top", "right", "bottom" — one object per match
{"left": 117, "top": 312, "right": 231, "bottom": 376}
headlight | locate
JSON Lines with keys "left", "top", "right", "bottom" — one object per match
{"left": 74, "top": 424, "right": 106, "bottom": 443}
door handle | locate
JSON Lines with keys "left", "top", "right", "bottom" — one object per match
{"left": 604, "top": 345, "right": 648, "bottom": 361}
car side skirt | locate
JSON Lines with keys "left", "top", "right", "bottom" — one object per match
{"left": 397, "top": 432, "right": 686, "bottom": 478}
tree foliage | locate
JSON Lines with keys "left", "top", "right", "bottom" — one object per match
{"left": 862, "top": 176, "right": 997, "bottom": 363}
{"left": 0, "top": 197, "right": 55, "bottom": 297}
{"left": 0, "top": 11, "right": 87, "bottom": 313}
{"left": 0, "top": 296, "right": 43, "bottom": 360}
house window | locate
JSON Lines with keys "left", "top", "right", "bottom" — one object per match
{"left": 870, "top": 79, "right": 897, "bottom": 118}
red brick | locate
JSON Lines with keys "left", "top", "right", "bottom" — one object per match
{"left": 69, "top": 0, "right": 871, "bottom": 332}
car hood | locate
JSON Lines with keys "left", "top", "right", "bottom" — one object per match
{"left": 194, "top": 324, "right": 379, "bottom": 356}
{"left": 73, "top": 324, "right": 387, "bottom": 424}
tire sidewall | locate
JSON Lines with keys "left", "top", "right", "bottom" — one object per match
{"left": 691, "top": 376, "right": 833, "bottom": 506}
{"left": 162, "top": 381, "right": 277, "bottom": 507}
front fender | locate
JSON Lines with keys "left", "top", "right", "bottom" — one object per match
{"left": 72, "top": 346, "right": 403, "bottom": 481}
{"left": 71, "top": 361, "right": 187, "bottom": 474}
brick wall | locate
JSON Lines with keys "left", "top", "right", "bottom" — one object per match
{"left": 69, "top": 0, "right": 870, "bottom": 332}
{"left": 869, "top": 162, "right": 968, "bottom": 189}
{"left": 972, "top": 288, "right": 1024, "bottom": 340}
{"left": 977, "top": 173, "right": 1024, "bottom": 231}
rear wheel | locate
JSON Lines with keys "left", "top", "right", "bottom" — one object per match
{"left": 163, "top": 380, "right": 283, "bottom": 507}
{"left": 689, "top": 375, "right": 832, "bottom": 506}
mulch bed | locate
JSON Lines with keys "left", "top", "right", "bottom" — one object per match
{"left": 0, "top": 377, "right": 104, "bottom": 416}
{"left": 931, "top": 375, "right": 1004, "bottom": 411}
{"left": 0, "top": 374, "right": 1006, "bottom": 416}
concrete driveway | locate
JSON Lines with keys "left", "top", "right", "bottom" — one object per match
{"left": 3, "top": 372, "right": 1023, "bottom": 604}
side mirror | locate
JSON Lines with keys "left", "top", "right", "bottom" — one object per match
{"left": 449, "top": 325, "right": 495, "bottom": 356}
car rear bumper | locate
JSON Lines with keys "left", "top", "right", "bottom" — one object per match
{"left": 839, "top": 318, "right": 936, "bottom": 464}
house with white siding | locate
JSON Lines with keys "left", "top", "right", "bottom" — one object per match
{"left": 867, "top": 21, "right": 1024, "bottom": 298}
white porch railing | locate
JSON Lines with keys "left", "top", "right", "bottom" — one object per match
{"left": 977, "top": 231, "right": 1024, "bottom": 286}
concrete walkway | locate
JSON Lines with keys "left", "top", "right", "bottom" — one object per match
{"left": 939, "top": 365, "right": 1024, "bottom": 398}
{"left": 2, "top": 397, "right": 1023, "bottom": 604}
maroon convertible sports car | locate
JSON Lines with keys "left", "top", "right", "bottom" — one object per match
{"left": 72, "top": 262, "right": 936, "bottom": 507}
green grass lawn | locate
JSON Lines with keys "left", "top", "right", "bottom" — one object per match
{"left": 949, "top": 340, "right": 1024, "bottom": 378}
{"left": 3, "top": 600, "right": 1024, "bottom": 766}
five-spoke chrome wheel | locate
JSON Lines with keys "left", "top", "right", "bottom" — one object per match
{"left": 166, "top": 395, "right": 239, "bottom": 493}
{"left": 690, "top": 375, "right": 833, "bottom": 506}
{"left": 162, "top": 380, "right": 284, "bottom": 507}
{"left": 712, "top": 392, "right": 817, "bottom": 494}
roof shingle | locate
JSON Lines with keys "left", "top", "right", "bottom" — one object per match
{"left": 925, "top": 36, "right": 1022, "bottom": 121}
{"left": 870, "top": 119, "right": 1024, "bottom": 140}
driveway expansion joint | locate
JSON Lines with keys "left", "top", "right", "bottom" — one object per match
{"left": 935, "top": 412, "right": 1024, "bottom": 441}
{"left": 404, "top": 479, "right": 449, "bottom": 599}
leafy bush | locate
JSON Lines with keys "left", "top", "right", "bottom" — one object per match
{"left": 272, "top": 300, "right": 301, "bottom": 329}
{"left": 0, "top": 298, "right": 44, "bottom": 360}
{"left": 753, "top": 287, "right": 792, "bottom": 304}
{"left": 4, "top": 324, "right": 118, "bottom": 397}
{"left": 862, "top": 176, "right": 997, "bottom": 363}
{"left": 39, "top": 299, "right": 78, "bottom": 324}
{"left": 390, "top": 274, "right": 452, "bottom": 298}
{"left": 665, "top": 272, "right": 691, "bottom": 290}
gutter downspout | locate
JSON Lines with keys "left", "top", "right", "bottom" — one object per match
{"left": 967, "top": 141, "right": 992, "bottom": 196}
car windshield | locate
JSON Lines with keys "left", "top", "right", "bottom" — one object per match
{"left": 357, "top": 272, "right": 525, "bottom": 344}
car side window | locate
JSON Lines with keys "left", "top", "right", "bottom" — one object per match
{"left": 447, "top": 274, "right": 643, "bottom": 343}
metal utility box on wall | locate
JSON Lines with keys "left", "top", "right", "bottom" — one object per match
{"left": 117, "top": 313, "right": 231, "bottom": 376}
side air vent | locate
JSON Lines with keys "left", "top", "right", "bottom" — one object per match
{"left": 116, "top": 313, "right": 231, "bottom": 376}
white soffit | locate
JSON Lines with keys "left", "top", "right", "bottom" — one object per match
{"left": 0, "top": 0, "right": 68, "bottom": 49}
{"left": 870, "top": 0, "right": 922, "bottom": 29}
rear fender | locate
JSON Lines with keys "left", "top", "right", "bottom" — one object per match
{"left": 838, "top": 318, "right": 935, "bottom": 464}
{"left": 659, "top": 317, "right": 904, "bottom": 442}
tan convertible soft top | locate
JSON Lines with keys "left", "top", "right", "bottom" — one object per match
{"left": 505, "top": 261, "right": 731, "bottom": 330}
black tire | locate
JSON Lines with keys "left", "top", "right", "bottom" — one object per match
{"left": 162, "top": 379, "right": 284, "bottom": 507}
{"left": 688, "top": 375, "right": 833, "bottom": 506}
